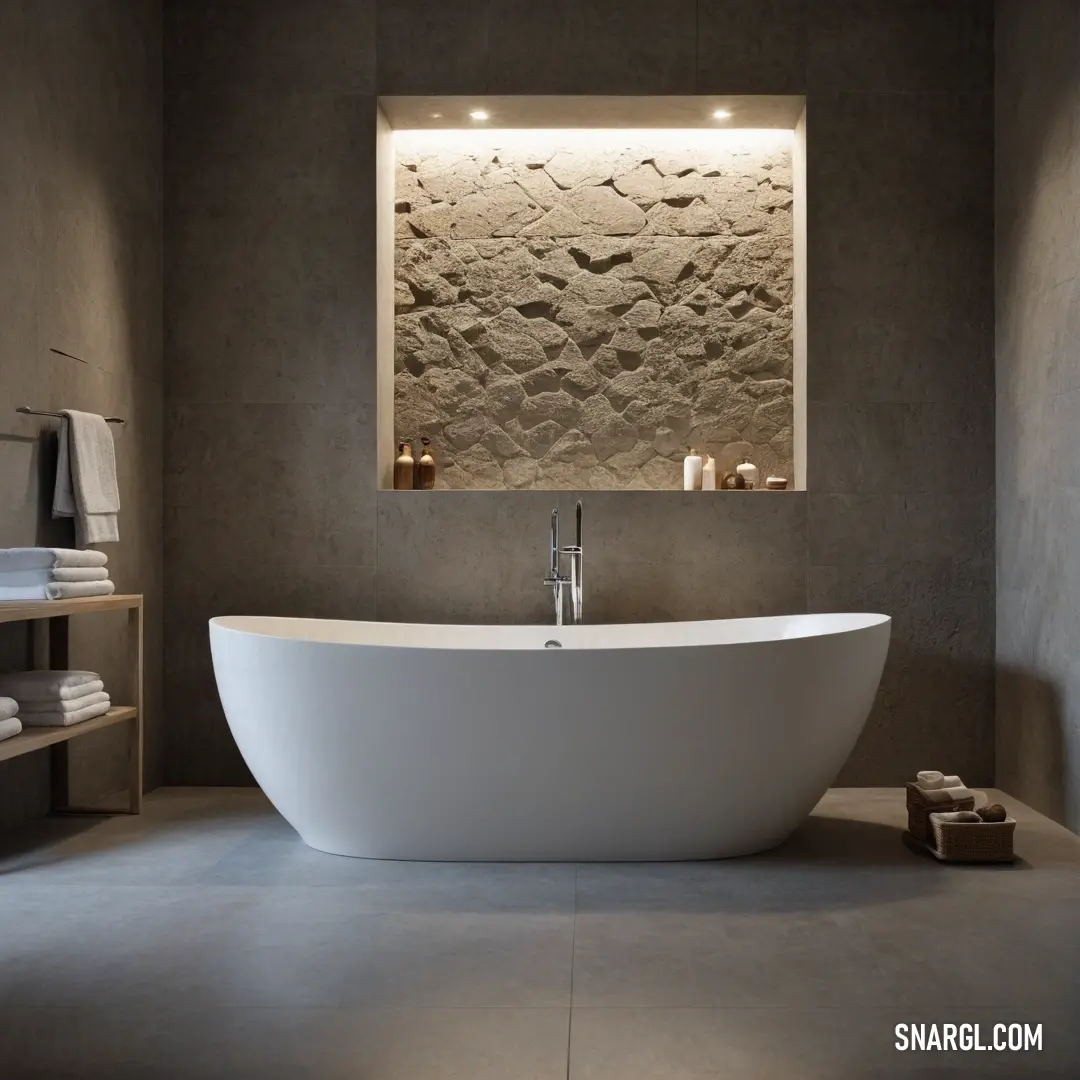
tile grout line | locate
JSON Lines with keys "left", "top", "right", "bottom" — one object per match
{"left": 566, "top": 863, "right": 578, "bottom": 1079}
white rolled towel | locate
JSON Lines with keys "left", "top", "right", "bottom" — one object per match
{"left": 0, "top": 670, "right": 101, "bottom": 702}
{"left": 20, "top": 690, "right": 110, "bottom": 715}
{"left": 916, "top": 770, "right": 945, "bottom": 790}
{"left": 0, "top": 716, "right": 22, "bottom": 742}
{"left": 0, "top": 696, "right": 18, "bottom": 722}
{"left": 0, "top": 548, "right": 107, "bottom": 572}
{"left": 920, "top": 785, "right": 975, "bottom": 805}
{"left": 19, "top": 699, "right": 111, "bottom": 728}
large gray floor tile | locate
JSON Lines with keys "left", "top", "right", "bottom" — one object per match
{"left": 2, "top": 785, "right": 1079, "bottom": 1080}
{"left": 571, "top": 908, "right": 894, "bottom": 1007}
{"left": 574, "top": 861, "right": 948, "bottom": 916}
{"left": 569, "top": 1006, "right": 1076, "bottom": 1079}
{"left": 199, "top": 827, "right": 576, "bottom": 911}
{"left": 0, "top": 815, "right": 258, "bottom": 886}
{"left": 860, "top": 893, "right": 1080, "bottom": 1008}
{"left": 0, "top": 887, "right": 573, "bottom": 1008}
{"left": 0, "top": 1005, "right": 569, "bottom": 1080}
{"left": 0, "top": 788, "right": 274, "bottom": 885}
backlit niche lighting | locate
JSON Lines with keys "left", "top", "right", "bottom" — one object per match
{"left": 392, "top": 126, "right": 796, "bottom": 490}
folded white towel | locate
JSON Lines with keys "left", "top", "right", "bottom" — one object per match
{"left": 0, "top": 567, "right": 107, "bottom": 587}
{"left": 942, "top": 774, "right": 963, "bottom": 788}
{"left": 0, "top": 548, "right": 108, "bottom": 572}
{"left": 0, "top": 716, "right": 22, "bottom": 742}
{"left": 20, "top": 690, "right": 110, "bottom": 715}
{"left": 0, "top": 576, "right": 115, "bottom": 601}
{"left": 0, "top": 569, "right": 55, "bottom": 587}
{"left": 920, "top": 785, "right": 975, "bottom": 805}
{"left": 0, "top": 570, "right": 112, "bottom": 604}
{"left": 19, "top": 699, "right": 112, "bottom": 728}
{"left": 0, "top": 670, "right": 101, "bottom": 701}
{"left": 929, "top": 810, "right": 983, "bottom": 824}
{"left": 45, "top": 580, "right": 114, "bottom": 600}
{"left": 0, "top": 583, "right": 51, "bottom": 601}
{"left": 50, "top": 567, "right": 111, "bottom": 583}
{"left": 53, "top": 411, "right": 120, "bottom": 547}
{"left": 916, "top": 770, "right": 945, "bottom": 790}
{"left": 0, "top": 697, "right": 18, "bottom": 722}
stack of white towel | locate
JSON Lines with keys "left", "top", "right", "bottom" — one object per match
{"left": 0, "top": 548, "right": 115, "bottom": 602}
{"left": 0, "top": 671, "right": 111, "bottom": 728}
{"left": 915, "top": 770, "right": 976, "bottom": 804}
{"left": 0, "top": 697, "right": 21, "bottom": 742}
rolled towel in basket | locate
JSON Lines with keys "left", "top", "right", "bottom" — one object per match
{"left": 916, "top": 770, "right": 945, "bottom": 790}
{"left": 19, "top": 698, "right": 111, "bottom": 728}
{"left": 0, "top": 716, "right": 22, "bottom": 742}
{"left": 0, "top": 670, "right": 101, "bottom": 702}
{"left": 0, "top": 696, "right": 18, "bottom": 722}
{"left": 19, "top": 690, "right": 110, "bottom": 716}
{"left": 929, "top": 810, "right": 984, "bottom": 824}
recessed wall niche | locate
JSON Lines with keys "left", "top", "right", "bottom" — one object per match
{"left": 376, "top": 98, "right": 807, "bottom": 491}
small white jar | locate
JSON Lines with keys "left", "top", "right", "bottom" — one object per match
{"left": 736, "top": 457, "right": 759, "bottom": 490}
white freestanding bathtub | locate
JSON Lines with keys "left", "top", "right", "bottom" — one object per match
{"left": 209, "top": 613, "right": 890, "bottom": 861}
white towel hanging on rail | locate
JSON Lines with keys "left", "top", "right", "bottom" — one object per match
{"left": 52, "top": 410, "right": 120, "bottom": 546}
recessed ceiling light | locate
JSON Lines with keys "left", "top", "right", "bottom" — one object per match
{"left": 712, "top": 109, "right": 732, "bottom": 120}
{"left": 469, "top": 109, "right": 489, "bottom": 121}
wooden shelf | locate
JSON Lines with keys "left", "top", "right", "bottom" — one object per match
{"left": 0, "top": 593, "right": 143, "bottom": 815}
{"left": 0, "top": 594, "right": 142, "bottom": 625}
{"left": 0, "top": 706, "right": 137, "bottom": 764}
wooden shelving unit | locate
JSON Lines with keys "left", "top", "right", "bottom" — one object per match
{"left": 0, "top": 594, "right": 143, "bottom": 814}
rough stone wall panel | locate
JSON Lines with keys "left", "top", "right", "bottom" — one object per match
{"left": 395, "top": 138, "right": 794, "bottom": 489}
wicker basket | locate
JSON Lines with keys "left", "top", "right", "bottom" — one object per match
{"left": 905, "top": 782, "right": 975, "bottom": 843}
{"left": 929, "top": 815, "right": 1016, "bottom": 863}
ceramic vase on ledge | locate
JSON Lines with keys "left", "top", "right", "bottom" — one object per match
{"left": 394, "top": 442, "right": 414, "bottom": 490}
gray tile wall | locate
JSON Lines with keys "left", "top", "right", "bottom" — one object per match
{"left": 806, "top": 82, "right": 995, "bottom": 784}
{"left": 0, "top": 0, "right": 164, "bottom": 825}
{"left": 995, "top": 0, "right": 1080, "bottom": 831}
{"left": 164, "top": 0, "right": 995, "bottom": 786}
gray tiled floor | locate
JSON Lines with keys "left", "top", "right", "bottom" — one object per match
{"left": 1, "top": 787, "right": 1079, "bottom": 1078}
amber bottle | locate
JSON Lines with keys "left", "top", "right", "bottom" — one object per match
{"left": 417, "top": 437, "right": 436, "bottom": 490}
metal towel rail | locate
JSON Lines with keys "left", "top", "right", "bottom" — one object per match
{"left": 16, "top": 406, "right": 125, "bottom": 425}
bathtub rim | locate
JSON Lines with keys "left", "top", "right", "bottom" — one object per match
{"left": 209, "top": 611, "right": 891, "bottom": 652}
